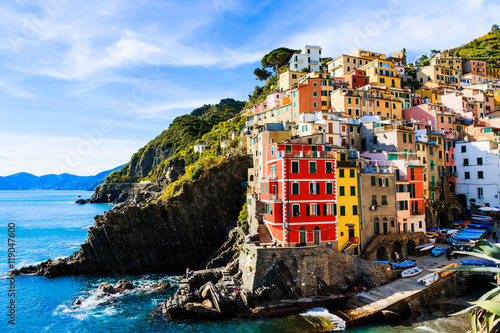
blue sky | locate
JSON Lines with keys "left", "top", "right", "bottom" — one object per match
{"left": 0, "top": 0, "right": 499, "bottom": 176}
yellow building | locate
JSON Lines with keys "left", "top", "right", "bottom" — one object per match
{"left": 359, "top": 59, "right": 401, "bottom": 89}
{"left": 487, "top": 67, "right": 500, "bottom": 80}
{"left": 331, "top": 88, "right": 403, "bottom": 120}
{"left": 415, "top": 88, "right": 442, "bottom": 104}
{"left": 416, "top": 52, "right": 462, "bottom": 88}
{"left": 495, "top": 90, "right": 500, "bottom": 108}
{"left": 415, "top": 132, "right": 446, "bottom": 201}
{"left": 278, "top": 71, "right": 305, "bottom": 91}
{"left": 336, "top": 152, "right": 361, "bottom": 254}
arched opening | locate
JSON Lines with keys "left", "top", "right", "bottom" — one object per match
{"left": 407, "top": 240, "right": 417, "bottom": 256}
{"left": 382, "top": 217, "right": 388, "bottom": 234}
{"left": 456, "top": 194, "right": 467, "bottom": 210}
{"left": 376, "top": 246, "right": 388, "bottom": 260}
{"left": 393, "top": 242, "right": 403, "bottom": 261}
{"left": 249, "top": 175, "right": 254, "bottom": 182}
{"left": 448, "top": 180, "right": 455, "bottom": 193}
{"left": 313, "top": 226, "right": 320, "bottom": 246}
{"left": 374, "top": 218, "right": 380, "bottom": 235}
{"left": 299, "top": 227, "right": 306, "bottom": 245}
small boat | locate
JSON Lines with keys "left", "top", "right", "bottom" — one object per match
{"left": 453, "top": 220, "right": 463, "bottom": 226}
{"left": 416, "top": 243, "right": 436, "bottom": 256}
{"left": 391, "top": 259, "right": 417, "bottom": 270}
{"left": 436, "top": 263, "right": 458, "bottom": 278}
{"left": 460, "top": 259, "right": 498, "bottom": 267}
{"left": 467, "top": 223, "right": 492, "bottom": 230}
{"left": 417, "top": 273, "right": 439, "bottom": 286}
{"left": 402, "top": 267, "right": 422, "bottom": 278}
{"left": 471, "top": 214, "right": 493, "bottom": 221}
{"left": 431, "top": 247, "right": 444, "bottom": 257}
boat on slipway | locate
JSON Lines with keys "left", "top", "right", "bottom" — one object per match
{"left": 401, "top": 267, "right": 422, "bottom": 278}
{"left": 390, "top": 260, "right": 416, "bottom": 270}
{"left": 417, "top": 273, "right": 439, "bottom": 286}
{"left": 431, "top": 247, "right": 444, "bottom": 257}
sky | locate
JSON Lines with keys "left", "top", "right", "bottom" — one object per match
{"left": 0, "top": 0, "right": 499, "bottom": 176}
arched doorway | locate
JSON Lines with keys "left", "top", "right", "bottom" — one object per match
{"left": 313, "top": 226, "right": 320, "bottom": 246}
{"left": 249, "top": 175, "right": 254, "bottom": 182}
{"left": 393, "top": 242, "right": 403, "bottom": 261}
{"left": 299, "top": 227, "right": 306, "bottom": 245}
{"left": 376, "top": 247, "right": 388, "bottom": 260}
{"left": 407, "top": 240, "right": 417, "bottom": 256}
{"left": 374, "top": 218, "right": 380, "bottom": 235}
{"left": 382, "top": 217, "right": 388, "bottom": 234}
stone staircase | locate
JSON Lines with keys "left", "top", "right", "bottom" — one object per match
{"left": 258, "top": 223, "right": 273, "bottom": 243}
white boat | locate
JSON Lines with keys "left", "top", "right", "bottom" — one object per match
{"left": 417, "top": 273, "right": 439, "bottom": 286}
{"left": 402, "top": 267, "right": 422, "bottom": 278}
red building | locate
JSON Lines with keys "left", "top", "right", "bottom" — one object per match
{"left": 445, "top": 136, "right": 457, "bottom": 192}
{"left": 341, "top": 70, "right": 369, "bottom": 89}
{"left": 260, "top": 143, "right": 337, "bottom": 246}
{"left": 407, "top": 165, "right": 425, "bottom": 216}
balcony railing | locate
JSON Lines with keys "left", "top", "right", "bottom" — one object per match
{"left": 269, "top": 194, "right": 278, "bottom": 200}
{"left": 337, "top": 161, "right": 357, "bottom": 167}
{"left": 411, "top": 208, "right": 424, "bottom": 215}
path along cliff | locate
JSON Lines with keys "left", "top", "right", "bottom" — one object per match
{"left": 13, "top": 155, "right": 251, "bottom": 277}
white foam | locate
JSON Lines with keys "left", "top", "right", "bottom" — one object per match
{"left": 414, "top": 326, "right": 441, "bottom": 333}
{"left": 300, "top": 307, "right": 346, "bottom": 331}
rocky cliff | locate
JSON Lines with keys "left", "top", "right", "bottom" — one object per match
{"left": 13, "top": 155, "right": 251, "bottom": 277}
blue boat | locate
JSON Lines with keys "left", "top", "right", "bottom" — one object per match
{"left": 431, "top": 247, "right": 444, "bottom": 256}
{"left": 460, "top": 259, "right": 497, "bottom": 267}
{"left": 391, "top": 260, "right": 416, "bottom": 270}
{"left": 472, "top": 214, "right": 493, "bottom": 221}
{"left": 467, "top": 223, "right": 492, "bottom": 230}
{"left": 371, "top": 260, "right": 390, "bottom": 264}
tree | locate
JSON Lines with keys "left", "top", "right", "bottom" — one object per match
{"left": 261, "top": 47, "right": 300, "bottom": 74}
{"left": 253, "top": 68, "right": 271, "bottom": 81}
{"left": 430, "top": 49, "right": 441, "bottom": 56}
{"left": 491, "top": 24, "right": 499, "bottom": 33}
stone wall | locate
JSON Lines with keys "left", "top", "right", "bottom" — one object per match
{"left": 239, "top": 245, "right": 394, "bottom": 296}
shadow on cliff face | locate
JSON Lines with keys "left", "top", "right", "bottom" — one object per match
{"left": 13, "top": 155, "right": 252, "bottom": 277}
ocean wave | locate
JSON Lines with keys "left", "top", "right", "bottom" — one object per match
{"left": 300, "top": 307, "right": 346, "bottom": 331}
{"left": 54, "top": 289, "right": 125, "bottom": 320}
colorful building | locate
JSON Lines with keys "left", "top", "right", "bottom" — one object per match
{"left": 261, "top": 143, "right": 338, "bottom": 247}
{"left": 336, "top": 152, "right": 361, "bottom": 254}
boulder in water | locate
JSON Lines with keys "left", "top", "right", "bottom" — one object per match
{"left": 98, "top": 283, "right": 116, "bottom": 294}
{"left": 115, "top": 280, "right": 133, "bottom": 292}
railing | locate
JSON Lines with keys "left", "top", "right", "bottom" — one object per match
{"left": 269, "top": 194, "right": 278, "bottom": 200}
{"left": 411, "top": 209, "right": 424, "bottom": 215}
{"left": 337, "top": 161, "right": 357, "bottom": 167}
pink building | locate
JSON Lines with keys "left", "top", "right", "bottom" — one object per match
{"left": 402, "top": 104, "right": 454, "bottom": 133}
{"left": 441, "top": 92, "right": 475, "bottom": 120}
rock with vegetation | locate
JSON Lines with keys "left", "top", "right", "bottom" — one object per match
{"left": 11, "top": 155, "right": 251, "bottom": 277}
{"left": 450, "top": 25, "right": 500, "bottom": 65}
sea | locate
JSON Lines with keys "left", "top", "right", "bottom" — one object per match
{"left": 0, "top": 190, "right": 471, "bottom": 332}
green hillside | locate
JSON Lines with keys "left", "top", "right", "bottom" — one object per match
{"left": 450, "top": 25, "right": 500, "bottom": 66}
{"left": 106, "top": 98, "right": 246, "bottom": 183}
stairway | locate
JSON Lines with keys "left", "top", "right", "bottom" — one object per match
{"left": 234, "top": 294, "right": 248, "bottom": 313}
{"left": 258, "top": 223, "right": 273, "bottom": 243}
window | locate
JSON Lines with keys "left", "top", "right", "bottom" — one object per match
{"left": 350, "top": 169, "right": 355, "bottom": 178}
{"left": 410, "top": 168, "right": 415, "bottom": 181}
{"left": 478, "top": 187, "right": 483, "bottom": 199}
{"left": 465, "top": 172, "right": 470, "bottom": 179}
{"left": 403, "top": 133, "right": 407, "bottom": 143}
{"left": 371, "top": 176, "right": 376, "bottom": 186}
{"left": 310, "top": 182, "right": 320, "bottom": 194}
{"left": 340, "top": 206, "right": 346, "bottom": 216}
{"left": 313, "top": 102, "right": 317, "bottom": 108}
{"left": 461, "top": 145, "right": 466, "bottom": 153}
{"left": 271, "top": 147, "right": 274, "bottom": 156}
{"left": 464, "top": 158, "right": 469, "bottom": 166}
{"left": 326, "top": 183, "right": 333, "bottom": 194}
{"left": 372, "top": 195, "right": 378, "bottom": 205}
{"left": 350, "top": 186, "right": 356, "bottom": 196}
{"left": 339, "top": 169, "right": 344, "bottom": 177}
{"left": 285, "top": 145, "right": 292, "bottom": 154}
{"left": 309, "top": 161, "right": 316, "bottom": 173}
{"left": 313, "top": 91, "right": 318, "bottom": 97}
{"left": 353, "top": 205, "right": 358, "bottom": 215}
{"left": 339, "top": 186, "right": 345, "bottom": 196}
{"left": 439, "top": 150, "right": 442, "bottom": 159}
{"left": 292, "top": 204, "right": 300, "bottom": 217}
{"left": 292, "top": 183, "right": 299, "bottom": 195}
{"left": 292, "top": 161, "right": 299, "bottom": 173}
{"left": 477, "top": 157, "right": 483, "bottom": 165}
{"left": 409, "top": 135, "right": 412, "bottom": 143}
{"left": 430, "top": 147, "right": 434, "bottom": 155}
{"left": 323, "top": 203, "right": 336, "bottom": 216}
{"left": 307, "top": 204, "right": 320, "bottom": 216}
{"left": 478, "top": 171, "right": 484, "bottom": 179}
{"left": 326, "top": 161, "right": 333, "bottom": 173}
{"left": 382, "top": 195, "right": 388, "bottom": 205}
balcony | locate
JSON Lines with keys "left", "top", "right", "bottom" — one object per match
{"left": 411, "top": 208, "right": 424, "bottom": 215}
{"left": 269, "top": 194, "right": 278, "bottom": 201}
{"left": 337, "top": 161, "right": 357, "bottom": 167}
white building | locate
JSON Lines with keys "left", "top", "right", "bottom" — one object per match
{"left": 289, "top": 45, "right": 322, "bottom": 72}
{"left": 193, "top": 143, "right": 209, "bottom": 153}
{"left": 455, "top": 140, "right": 500, "bottom": 209}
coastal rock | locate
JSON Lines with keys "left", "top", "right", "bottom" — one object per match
{"left": 115, "top": 280, "right": 133, "bottom": 292}
{"left": 184, "top": 302, "right": 223, "bottom": 318}
{"left": 12, "top": 156, "right": 251, "bottom": 277}
{"left": 98, "top": 283, "right": 117, "bottom": 294}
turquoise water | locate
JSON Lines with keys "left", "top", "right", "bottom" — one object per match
{"left": 0, "top": 191, "right": 470, "bottom": 332}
